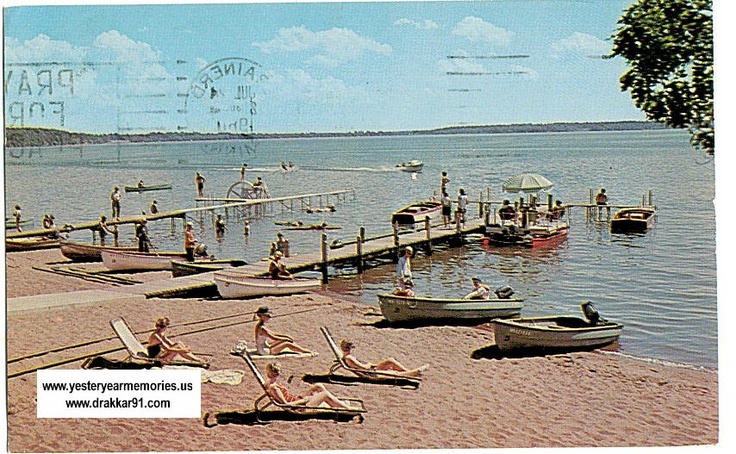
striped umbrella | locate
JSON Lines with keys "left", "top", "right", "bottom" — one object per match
{"left": 501, "top": 173, "right": 554, "bottom": 193}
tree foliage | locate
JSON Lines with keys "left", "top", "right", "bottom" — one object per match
{"left": 610, "top": 0, "right": 713, "bottom": 154}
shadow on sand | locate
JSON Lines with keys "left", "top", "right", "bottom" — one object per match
{"left": 301, "top": 372, "right": 420, "bottom": 389}
{"left": 470, "top": 342, "right": 619, "bottom": 360}
{"left": 202, "top": 408, "right": 361, "bottom": 427}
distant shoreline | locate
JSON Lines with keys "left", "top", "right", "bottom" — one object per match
{"left": 4, "top": 120, "right": 666, "bottom": 148}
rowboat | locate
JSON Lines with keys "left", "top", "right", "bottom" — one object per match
{"left": 491, "top": 304, "right": 623, "bottom": 351}
{"left": 391, "top": 200, "right": 443, "bottom": 226}
{"left": 610, "top": 206, "right": 656, "bottom": 233}
{"left": 214, "top": 270, "right": 322, "bottom": 299}
{"left": 170, "top": 258, "right": 247, "bottom": 277}
{"left": 376, "top": 293, "right": 523, "bottom": 323}
{"left": 6, "top": 237, "right": 60, "bottom": 252}
{"left": 396, "top": 160, "right": 424, "bottom": 172}
{"left": 101, "top": 249, "right": 187, "bottom": 271}
{"left": 123, "top": 183, "right": 172, "bottom": 193}
{"left": 59, "top": 239, "right": 139, "bottom": 262}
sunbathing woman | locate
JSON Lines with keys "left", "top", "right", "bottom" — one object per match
{"left": 254, "top": 307, "right": 315, "bottom": 356}
{"left": 265, "top": 362, "right": 360, "bottom": 410}
{"left": 147, "top": 316, "right": 205, "bottom": 364}
{"left": 340, "top": 339, "right": 428, "bottom": 378}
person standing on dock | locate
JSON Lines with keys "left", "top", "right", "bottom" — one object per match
{"left": 396, "top": 246, "right": 413, "bottom": 289}
{"left": 184, "top": 222, "right": 197, "bottom": 262}
{"left": 456, "top": 188, "right": 468, "bottom": 226}
{"left": 12, "top": 204, "right": 22, "bottom": 232}
{"left": 441, "top": 191, "right": 452, "bottom": 228}
{"left": 110, "top": 186, "right": 122, "bottom": 219}
{"left": 195, "top": 172, "right": 206, "bottom": 197}
{"left": 135, "top": 219, "right": 150, "bottom": 252}
{"left": 440, "top": 171, "right": 450, "bottom": 196}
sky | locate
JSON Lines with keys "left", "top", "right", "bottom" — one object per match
{"left": 2, "top": 0, "right": 650, "bottom": 134}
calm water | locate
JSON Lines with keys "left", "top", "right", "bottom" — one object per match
{"left": 4, "top": 130, "right": 717, "bottom": 369}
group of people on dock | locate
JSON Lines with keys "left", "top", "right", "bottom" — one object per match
{"left": 144, "top": 305, "right": 427, "bottom": 411}
{"left": 437, "top": 171, "right": 469, "bottom": 228}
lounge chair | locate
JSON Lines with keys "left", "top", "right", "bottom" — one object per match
{"left": 233, "top": 348, "right": 366, "bottom": 423}
{"left": 109, "top": 317, "right": 208, "bottom": 368}
{"left": 319, "top": 326, "right": 421, "bottom": 389}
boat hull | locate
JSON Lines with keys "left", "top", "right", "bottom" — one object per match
{"left": 60, "top": 240, "right": 139, "bottom": 262}
{"left": 171, "top": 259, "right": 247, "bottom": 277}
{"left": 101, "top": 250, "right": 187, "bottom": 271}
{"left": 214, "top": 272, "right": 322, "bottom": 298}
{"left": 485, "top": 222, "right": 569, "bottom": 248}
{"left": 391, "top": 200, "right": 443, "bottom": 226}
{"left": 396, "top": 160, "right": 423, "bottom": 172}
{"left": 124, "top": 184, "right": 172, "bottom": 193}
{"left": 491, "top": 316, "right": 623, "bottom": 351}
{"left": 610, "top": 207, "right": 656, "bottom": 233}
{"left": 6, "top": 238, "right": 60, "bottom": 252}
{"left": 377, "top": 294, "right": 523, "bottom": 323}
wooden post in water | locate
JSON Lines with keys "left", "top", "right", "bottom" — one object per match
{"left": 424, "top": 216, "right": 432, "bottom": 255}
{"left": 547, "top": 194, "right": 553, "bottom": 211}
{"left": 320, "top": 232, "right": 328, "bottom": 284}
{"left": 478, "top": 191, "right": 483, "bottom": 218}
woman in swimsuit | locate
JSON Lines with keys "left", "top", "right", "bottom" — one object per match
{"left": 339, "top": 339, "right": 428, "bottom": 378}
{"left": 147, "top": 317, "right": 204, "bottom": 363}
{"left": 253, "top": 307, "right": 314, "bottom": 355}
{"left": 265, "top": 362, "right": 359, "bottom": 410}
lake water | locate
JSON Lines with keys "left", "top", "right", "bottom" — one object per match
{"left": 4, "top": 129, "right": 717, "bottom": 369}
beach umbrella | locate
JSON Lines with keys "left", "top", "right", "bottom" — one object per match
{"left": 501, "top": 173, "right": 554, "bottom": 193}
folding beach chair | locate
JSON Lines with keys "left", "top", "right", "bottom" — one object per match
{"left": 109, "top": 317, "right": 208, "bottom": 368}
{"left": 234, "top": 348, "right": 366, "bottom": 423}
{"left": 320, "top": 326, "right": 421, "bottom": 389}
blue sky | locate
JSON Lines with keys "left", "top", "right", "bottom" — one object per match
{"left": 4, "top": 1, "right": 653, "bottom": 134}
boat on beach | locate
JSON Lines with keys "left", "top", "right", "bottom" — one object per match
{"left": 390, "top": 200, "right": 443, "bottom": 226}
{"left": 170, "top": 258, "right": 247, "bottom": 277}
{"left": 123, "top": 183, "right": 172, "bottom": 193}
{"left": 396, "top": 160, "right": 424, "bottom": 172}
{"left": 100, "top": 249, "right": 187, "bottom": 271}
{"left": 6, "top": 237, "right": 60, "bottom": 252}
{"left": 376, "top": 293, "right": 524, "bottom": 323}
{"left": 490, "top": 303, "right": 623, "bottom": 351}
{"left": 214, "top": 270, "right": 322, "bottom": 298}
{"left": 59, "top": 239, "right": 139, "bottom": 262}
{"left": 610, "top": 206, "right": 656, "bottom": 233}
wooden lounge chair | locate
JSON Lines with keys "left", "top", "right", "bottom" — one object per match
{"left": 233, "top": 348, "right": 366, "bottom": 423}
{"left": 109, "top": 317, "right": 208, "bottom": 368}
{"left": 319, "top": 326, "right": 421, "bottom": 389}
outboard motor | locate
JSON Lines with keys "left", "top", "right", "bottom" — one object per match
{"left": 494, "top": 285, "right": 515, "bottom": 299}
{"left": 581, "top": 301, "right": 607, "bottom": 325}
{"left": 194, "top": 243, "right": 208, "bottom": 257}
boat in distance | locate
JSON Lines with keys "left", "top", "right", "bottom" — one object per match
{"left": 491, "top": 314, "right": 623, "bottom": 351}
{"left": 377, "top": 293, "right": 524, "bottom": 323}
{"left": 124, "top": 183, "right": 172, "bottom": 193}
{"left": 391, "top": 199, "right": 443, "bottom": 226}
{"left": 60, "top": 239, "right": 139, "bottom": 262}
{"left": 214, "top": 270, "right": 322, "bottom": 299}
{"left": 610, "top": 206, "right": 656, "bottom": 233}
{"left": 101, "top": 249, "right": 187, "bottom": 271}
{"left": 396, "top": 160, "right": 424, "bottom": 172}
{"left": 171, "top": 258, "right": 247, "bottom": 277}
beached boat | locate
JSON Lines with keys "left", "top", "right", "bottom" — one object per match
{"left": 59, "top": 239, "right": 139, "bottom": 262}
{"left": 170, "top": 258, "right": 247, "bottom": 277}
{"left": 6, "top": 237, "right": 60, "bottom": 252}
{"left": 123, "top": 183, "right": 172, "bottom": 193}
{"left": 396, "top": 160, "right": 424, "bottom": 172}
{"left": 214, "top": 270, "right": 322, "bottom": 298}
{"left": 484, "top": 221, "right": 569, "bottom": 248}
{"left": 610, "top": 206, "right": 656, "bottom": 233}
{"left": 5, "top": 219, "right": 34, "bottom": 230}
{"left": 491, "top": 304, "right": 623, "bottom": 351}
{"left": 377, "top": 293, "right": 523, "bottom": 323}
{"left": 100, "top": 249, "right": 187, "bottom": 271}
{"left": 391, "top": 200, "right": 443, "bottom": 226}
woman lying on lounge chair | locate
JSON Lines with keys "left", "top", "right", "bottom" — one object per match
{"left": 254, "top": 307, "right": 315, "bottom": 356}
{"left": 340, "top": 339, "right": 428, "bottom": 378}
{"left": 148, "top": 317, "right": 205, "bottom": 364}
{"left": 265, "top": 362, "right": 360, "bottom": 410}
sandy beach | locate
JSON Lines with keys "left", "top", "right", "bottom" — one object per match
{"left": 4, "top": 249, "right": 720, "bottom": 451}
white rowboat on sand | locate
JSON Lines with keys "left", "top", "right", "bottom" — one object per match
{"left": 377, "top": 293, "right": 523, "bottom": 323}
{"left": 214, "top": 270, "right": 322, "bottom": 299}
{"left": 100, "top": 249, "right": 187, "bottom": 271}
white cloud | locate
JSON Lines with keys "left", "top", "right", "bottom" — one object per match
{"left": 4, "top": 34, "right": 88, "bottom": 63}
{"left": 253, "top": 26, "right": 392, "bottom": 65}
{"left": 394, "top": 18, "right": 439, "bottom": 30}
{"left": 550, "top": 32, "right": 611, "bottom": 58}
{"left": 452, "top": 16, "right": 513, "bottom": 47}
{"left": 263, "top": 69, "right": 369, "bottom": 104}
